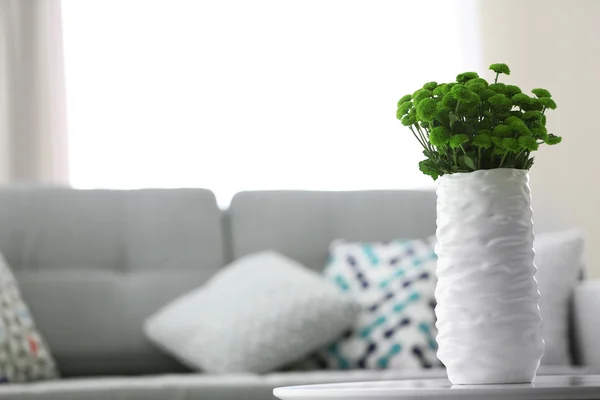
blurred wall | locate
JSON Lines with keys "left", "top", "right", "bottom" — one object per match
{"left": 479, "top": 0, "right": 600, "bottom": 278}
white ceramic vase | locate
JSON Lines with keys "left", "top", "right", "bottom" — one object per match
{"left": 434, "top": 168, "right": 544, "bottom": 385}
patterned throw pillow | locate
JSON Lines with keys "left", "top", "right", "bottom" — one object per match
{"left": 318, "top": 238, "right": 441, "bottom": 370}
{"left": 0, "top": 255, "right": 58, "bottom": 382}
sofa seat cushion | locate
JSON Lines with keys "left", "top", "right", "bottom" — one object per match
{"left": 0, "top": 366, "right": 597, "bottom": 400}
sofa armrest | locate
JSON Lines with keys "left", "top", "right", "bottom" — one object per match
{"left": 574, "top": 280, "right": 600, "bottom": 366}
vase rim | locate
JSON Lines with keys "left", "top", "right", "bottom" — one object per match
{"left": 439, "top": 168, "right": 528, "bottom": 180}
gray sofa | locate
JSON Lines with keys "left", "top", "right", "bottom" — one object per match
{"left": 0, "top": 187, "right": 598, "bottom": 399}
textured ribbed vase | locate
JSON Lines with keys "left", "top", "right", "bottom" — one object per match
{"left": 435, "top": 169, "right": 544, "bottom": 385}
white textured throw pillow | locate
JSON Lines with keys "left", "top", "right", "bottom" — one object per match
{"left": 144, "top": 251, "right": 360, "bottom": 373}
{"left": 535, "top": 229, "right": 585, "bottom": 365}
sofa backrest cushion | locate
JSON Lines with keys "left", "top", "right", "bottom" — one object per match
{"left": 0, "top": 187, "right": 224, "bottom": 376}
{"left": 228, "top": 190, "right": 437, "bottom": 271}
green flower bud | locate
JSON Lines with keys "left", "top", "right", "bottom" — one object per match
{"left": 435, "top": 105, "right": 452, "bottom": 125}
{"left": 441, "top": 93, "right": 457, "bottom": 108}
{"left": 429, "top": 126, "right": 451, "bottom": 147}
{"left": 522, "top": 111, "right": 543, "bottom": 121}
{"left": 488, "top": 83, "right": 507, "bottom": 94}
{"left": 423, "top": 81, "right": 438, "bottom": 91}
{"left": 416, "top": 98, "right": 437, "bottom": 122}
{"left": 433, "top": 84, "right": 449, "bottom": 96}
{"left": 492, "top": 124, "right": 512, "bottom": 137}
{"left": 472, "top": 133, "right": 492, "bottom": 149}
{"left": 502, "top": 138, "right": 520, "bottom": 153}
{"left": 466, "top": 82, "right": 486, "bottom": 95}
{"left": 545, "top": 133, "right": 562, "bottom": 145}
{"left": 539, "top": 97, "right": 557, "bottom": 110}
{"left": 480, "top": 89, "right": 497, "bottom": 101}
{"left": 397, "top": 101, "right": 412, "bottom": 116}
{"left": 450, "top": 84, "right": 475, "bottom": 101}
{"left": 449, "top": 133, "right": 469, "bottom": 149}
{"left": 512, "top": 93, "right": 534, "bottom": 108}
{"left": 532, "top": 88, "right": 552, "bottom": 98}
{"left": 397, "top": 94, "right": 412, "bottom": 106}
{"left": 467, "top": 78, "right": 489, "bottom": 87}
{"left": 413, "top": 89, "right": 433, "bottom": 102}
{"left": 489, "top": 63, "right": 511, "bottom": 75}
{"left": 506, "top": 85, "right": 522, "bottom": 97}
{"left": 456, "top": 72, "right": 479, "bottom": 83}
{"left": 401, "top": 113, "right": 416, "bottom": 126}
{"left": 488, "top": 94, "right": 512, "bottom": 110}
{"left": 518, "top": 136, "right": 539, "bottom": 151}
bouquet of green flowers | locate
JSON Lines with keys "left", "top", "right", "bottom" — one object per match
{"left": 396, "top": 63, "right": 562, "bottom": 180}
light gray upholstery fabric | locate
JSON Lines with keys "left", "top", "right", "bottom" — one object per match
{"left": 228, "top": 190, "right": 437, "bottom": 271}
{"left": 0, "top": 187, "right": 224, "bottom": 376}
{"left": 0, "top": 367, "right": 596, "bottom": 400}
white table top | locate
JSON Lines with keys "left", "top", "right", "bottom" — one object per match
{"left": 273, "top": 375, "right": 600, "bottom": 400}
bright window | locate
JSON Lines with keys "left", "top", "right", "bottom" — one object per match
{"left": 62, "top": 0, "right": 478, "bottom": 205}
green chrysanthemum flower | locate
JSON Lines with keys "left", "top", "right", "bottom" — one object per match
{"left": 489, "top": 63, "right": 511, "bottom": 75}
{"left": 491, "top": 136, "right": 503, "bottom": 146}
{"left": 492, "top": 124, "right": 512, "bottom": 137}
{"left": 449, "top": 133, "right": 469, "bottom": 149}
{"left": 397, "top": 101, "right": 412, "bottom": 116}
{"left": 545, "top": 134, "right": 562, "bottom": 145}
{"left": 502, "top": 138, "right": 520, "bottom": 153}
{"left": 416, "top": 98, "right": 437, "bottom": 122}
{"left": 441, "top": 93, "right": 457, "bottom": 108}
{"left": 522, "top": 111, "right": 543, "bottom": 121}
{"left": 413, "top": 89, "right": 433, "bottom": 102}
{"left": 433, "top": 84, "right": 449, "bottom": 96}
{"left": 479, "top": 89, "right": 497, "bottom": 101}
{"left": 532, "top": 88, "right": 552, "bottom": 98}
{"left": 467, "top": 78, "right": 489, "bottom": 87}
{"left": 456, "top": 72, "right": 479, "bottom": 83}
{"left": 423, "top": 81, "right": 438, "bottom": 91}
{"left": 506, "top": 85, "right": 522, "bottom": 97}
{"left": 429, "top": 126, "right": 451, "bottom": 147}
{"left": 401, "top": 113, "right": 416, "bottom": 126}
{"left": 503, "top": 116, "right": 520, "bottom": 125}
{"left": 518, "top": 136, "right": 539, "bottom": 151}
{"left": 472, "top": 133, "right": 492, "bottom": 149}
{"left": 450, "top": 84, "right": 475, "bottom": 101}
{"left": 512, "top": 93, "right": 534, "bottom": 108}
{"left": 397, "top": 94, "right": 412, "bottom": 106}
{"left": 488, "top": 94, "right": 512, "bottom": 110}
{"left": 465, "top": 82, "right": 486, "bottom": 95}
{"left": 488, "top": 83, "right": 507, "bottom": 94}
{"left": 509, "top": 120, "right": 531, "bottom": 136}
{"left": 528, "top": 98, "right": 544, "bottom": 112}
{"left": 539, "top": 97, "right": 557, "bottom": 110}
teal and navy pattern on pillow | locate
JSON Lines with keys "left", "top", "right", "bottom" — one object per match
{"left": 319, "top": 238, "right": 441, "bottom": 370}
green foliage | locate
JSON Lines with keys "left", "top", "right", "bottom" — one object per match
{"left": 532, "top": 88, "right": 552, "bottom": 98}
{"left": 395, "top": 63, "right": 561, "bottom": 180}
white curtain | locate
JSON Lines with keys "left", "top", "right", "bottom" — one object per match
{"left": 62, "top": 0, "right": 478, "bottom": 205}
{"left": 0, "top": 0, "right": 69, "bottom": 184}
